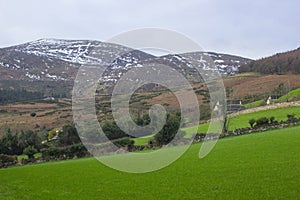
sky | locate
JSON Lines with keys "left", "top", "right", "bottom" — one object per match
{"left": 0, "top": 0, "right": 299, "bottom": 59}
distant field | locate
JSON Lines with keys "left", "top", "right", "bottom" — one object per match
{"left": 276, "top": 88, "right": 300, "bottom": 102}
{"left": 229, "top": 106, "right": 300, "bottom": 130}
{"left": 223, "top": 74, "right": 300, "bottom": 98}
{"left": 0, "top": 99, "right": 73, "bottom": 136}
{"left": 183, "top": 106, "right": 300, "bottom": 137}
{"left": 232, "top": 72, "right": 262, "bottom": 77}
{"left": 133, "top": 135, "right": 154, "bottom": 145}
{"left": 244, "top": 99, "right": 264, "bottom": 109}
{"left": 0, "top": 126, "right": 299, "bottom": 199}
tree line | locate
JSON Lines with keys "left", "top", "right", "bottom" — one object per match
{"left": 0, "top": 111, "right": 183, "bottom": 166}
{"left": 239, "top": 48, "right": 300, "bottom": 74}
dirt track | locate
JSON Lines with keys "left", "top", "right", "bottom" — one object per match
{"left": 228, "top": 101, "right": 300, "bottom": 117}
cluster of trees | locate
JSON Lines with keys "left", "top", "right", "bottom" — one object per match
{"left": 101, "top": 112, "right": 151, "bottom": 140}
{"left": 101, "top": 111, "right": 183, "bottom": 147}
{"left": 0, "top": 88, "right": 44, "bottom": 104}
{"left": 0, "top": 124, "right": 82, "bottom": 161}
{"left": 57, "top": 124, "right": 81, "bottom": 146}
{"left": 239, "top": 48, "right": 300, "bottom": 74}
{"left": 0, "top": 129, "right": 41, "bottom": 156}
{"left": 101, "top": 122, "right": 128, "bottom": 140}
{"left": 151, "top": 112, "right": 182, "bottom": 146}
{"left": 0, "top": 110, "right": 185, "bottom": 166}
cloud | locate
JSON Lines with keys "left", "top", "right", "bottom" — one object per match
{"left": 0, "top": 0, "right": 299, "bottom": 59}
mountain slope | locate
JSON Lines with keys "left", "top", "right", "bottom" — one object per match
{"left": 239, "top": 48, "right": 300, "bottom": 74}
{"left": 0, "top": 39, "right": 252, "bottom": 83}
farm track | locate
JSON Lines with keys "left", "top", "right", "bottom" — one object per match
{"left": 228, "top": 101, "right": 300, "bottom": 117}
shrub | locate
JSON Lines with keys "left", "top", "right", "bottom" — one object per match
{"left": 255, "top": 117, "right": 269, "bottom": 127}
{"left": 154, "top": 112, "right": 181, "bottom": 146}
{"left": 48, "top": 130, "right": 57, "bottom": 140}
{"left": 41, "top": 147, "right": 63, "bottom": 161}
{"left": 249, "top": 119, "right": 256, "bottom": 128}
{"left": 0, "top": 130, "right": 22, "bottom": 155}
{"left": 112, "top": 138, "right": 134, "bottom": 150}
{"left": 58, "top": 124, "right": 81, "bottom": 146}
{"left": 101, "top": 122, "right": 127, "bottom": 140}
{"left": 270, "top": 116, "right": 275, "bottom": 124}
{"left": 30, "top": 112, "right": 36, "bottom": 117}
{"left": 287, "top": 114, "right": 297, "bottom": 122}
{"left": 0, "top": 154, "right": 17, "bottom": 168}
{"left": 23, "top": 146, "right": 38, "bottom": 159}
{"left": 67, "top": 144, "right": 89, "bottom": 158}
{"left": 41, "top": 144, "right": 89, "bottom": 161}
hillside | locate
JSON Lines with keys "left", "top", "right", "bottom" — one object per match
{"left": 223, "top": 74, "right": 300, "bottom": 99}
{"left": 0, "top": 39, "right": 251, "bottom": 93}
{"left": 239, "top": 48, "right": 300, "bottom": 74}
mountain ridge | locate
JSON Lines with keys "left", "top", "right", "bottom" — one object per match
{"left": 0, "top": 38, "right": 252, "bottom": 83}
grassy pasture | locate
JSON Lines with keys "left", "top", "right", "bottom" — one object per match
{"left": 183, "top": 106, "right": 300, "bottom": 138}
{"left": 276, "top": 88, "right": 300, "bottom": 103}
{"left": 0, "top": 126, "right": 299, "bottom": 199}
{"left": 244, "top": 99, "right": 265, "bottom": 109}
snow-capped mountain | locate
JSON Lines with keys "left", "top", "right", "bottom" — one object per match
{"left": 0, "top": 39, "right": 252, "bottom": 82}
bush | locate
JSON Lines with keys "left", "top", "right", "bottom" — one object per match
{"left": 67, "top": 144, "right": 89, "bottom": 158}
{"left": 58, "top": 124, "right": 81, "bottom": 146}
{"left": 287, "top": 114, "right": 297, "bottom": 122}
{"left": 41, "top": 144, "right": 89, "bottom": 161}
{"left": 30, "top": 112, "right": 36, "bottom": 117}
{"left": 154, "top": 112, "right": 181, "bottom": 146}
{"left": 101, "top": 122, "right": 127, "bottom": 140}
{"left": 0, "top": 154, "right": 17, "bottom": 168}
{"left": 112, "top": 138, "right": 134, "bottom": 151}
{"left": 270, "top": 116, "right": 275, "bottom": 124}
{"left": 23, "top": 146, "right": 38, "bottom": 159}
{"left": 0, "top": 130, "right": 22, "bottom": 155}
{"left": 41, "top": 147, "right": 64, "bottom": 161}
{"left": 249, "top": 119, "right": 256, "bottom": 128}
{"left": 255, "top": 117, "right": 269, "bottom": 127}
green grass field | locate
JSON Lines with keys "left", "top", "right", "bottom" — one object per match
{"left": 133, "top": 135, "right": 154, "bottom": 146}
{"left": 276, "top": 88, "right": 300, "bottom": 102}
{"left": 244, "top": 88, "right": 300, "bottom": 108}
{"left": 1, "top": 126, "right": 299, "bottom": 199}
{"left": 183, "top": 106, "right": 300, "bottom": 138}
{"left": 244, "top": 99, "right": 265, "bottom": 109}
{"left": 229, "top": 106, "right": 300, "bottom": 130}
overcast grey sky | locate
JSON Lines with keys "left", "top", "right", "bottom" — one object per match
{"left": 0, "top": 0, "right": 299, "bottom": 59}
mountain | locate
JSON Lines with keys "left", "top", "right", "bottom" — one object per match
{"left": 0, "top": 39, "right": 136, "bottom": 81}
{"left": 0, "top": 39, "right": 252, "bottom": 82}
{"left": 239, "top": 48, "right": 300, "bottom": 74}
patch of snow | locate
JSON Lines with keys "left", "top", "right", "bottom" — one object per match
{"left": 46, "top": 73, "right": 58, "bottom": 80}
{"left": 25, "top": 72, "right": 41, "bottom": 80}
{"left": 173, "top": 55, "right": 183, "bottom": 61}
{"left": 214, "top": 60, "right": 224, "bottom": 63}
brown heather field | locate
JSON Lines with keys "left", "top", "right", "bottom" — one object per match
{"left": 223, "top": 74, "right": 300, "bottom": 98}
{"left": 0, "top": 99, "right": 73, "bottom": 136}
{"left": 1, "top": 74, "right": 300, "bottom": 136}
